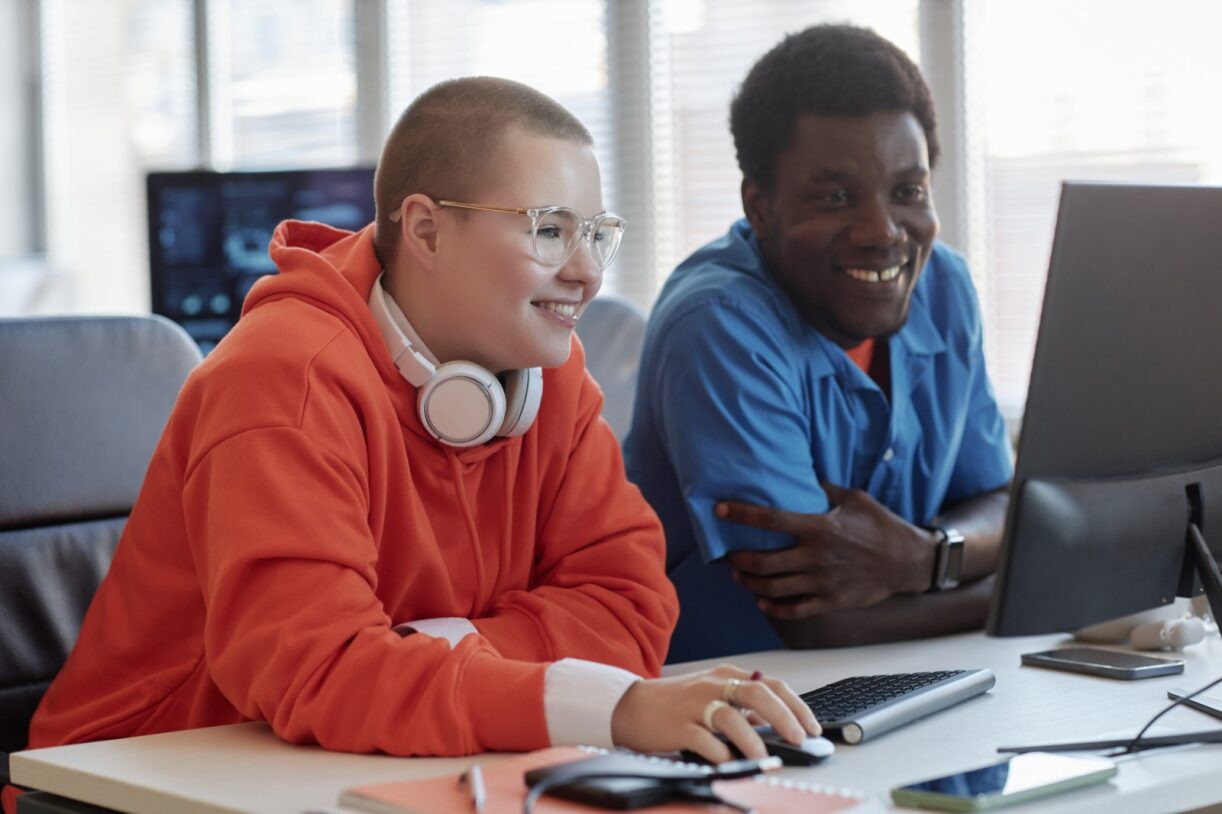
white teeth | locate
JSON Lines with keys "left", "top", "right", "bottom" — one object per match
{"left": 844, "top": 265, "right": 902, "bottom": 283}
{"left": 538, "top": 301, "right": 578, "bottom": 317}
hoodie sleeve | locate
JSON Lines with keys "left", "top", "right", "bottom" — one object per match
{"left": 469, "top": 372, "right": 679, "bottom": 677}
{"left": 185, "top": 426, "right": 550, "bottom": 756}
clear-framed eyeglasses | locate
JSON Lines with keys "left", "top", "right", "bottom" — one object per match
{"left": 432, "top": 199, "right": 627, "bottom": 270}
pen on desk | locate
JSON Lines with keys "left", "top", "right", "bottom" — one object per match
{"left": 460, "top": 763, "right": 487, "bottom": 814}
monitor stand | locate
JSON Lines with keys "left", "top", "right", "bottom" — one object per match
{"left": 990, "top": 460, "right": 1222, "bottom": 636}
{"left": 1185, "top": 482, "right": 1222, "bottom": 626}
{"left": 1187, "top": 523, "right": 1222, "bottom": 627}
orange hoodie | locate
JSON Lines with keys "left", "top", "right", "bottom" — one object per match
{"left": 15, "top": 222, "right": 676, "bottom": 801}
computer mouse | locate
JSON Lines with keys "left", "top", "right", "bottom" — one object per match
{"left": 747, "top": 725, "right": 835, "bottom": 766}
{"left": 683, "top": 725, "right": 836, "bottom": 767}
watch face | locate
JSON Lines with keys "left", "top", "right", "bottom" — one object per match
{"left": 927, "top": 526, "right": 966, "bottom": 592}
{"left": 942, "top": 528, "right": 966, "bottom": 587}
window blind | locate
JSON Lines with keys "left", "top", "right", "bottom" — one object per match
{"left": 208, "top": 0, "right": 358, "bottom": 168}
{"left": 39, "top": 0, "right": 196, "bottom": 314}
{"left": 646, "top": 0, "right": 920, "bottom": 304}
{"left": 963, "top": 0, "right": 1222, "bottom": 413}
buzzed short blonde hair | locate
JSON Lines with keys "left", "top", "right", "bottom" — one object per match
{"left": 373, "top": 77, "right": 593, "bottom": 268}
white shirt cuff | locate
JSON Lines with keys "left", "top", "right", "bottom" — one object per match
{"left": 393, "top": 617, "right": 478, "bottom": 648}
{"left": 544, "top": 658, "right": 641, "bottom": 748}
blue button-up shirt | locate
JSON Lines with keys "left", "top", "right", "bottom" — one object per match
{"left": 624, "top": 220, "right": 1013, "bottom": 662}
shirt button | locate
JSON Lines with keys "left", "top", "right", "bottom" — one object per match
{"left": 882, "top": 448, "right": 895, "bottom": 462}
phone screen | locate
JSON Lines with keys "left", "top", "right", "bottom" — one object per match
{"left": 892, "top": 753, "right": 1117, "bottom": 811}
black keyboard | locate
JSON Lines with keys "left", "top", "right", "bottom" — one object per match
{"left": 800, "top": 668, "right": 995, "bottom": 744}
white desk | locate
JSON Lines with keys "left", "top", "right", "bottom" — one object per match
{"left": 11, "top": 631, "right": 1222, "bottom": 814}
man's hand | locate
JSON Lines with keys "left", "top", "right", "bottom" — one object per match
{"left": 719, "top": 483, "right": 937, "bottom": 619}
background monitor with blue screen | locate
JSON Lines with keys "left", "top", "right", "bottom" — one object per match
{"left": 988, "top": 182, "right": 1222, "bottom": 636}
{"left": 147, "top": 167, "right": 375, "bottom": 353}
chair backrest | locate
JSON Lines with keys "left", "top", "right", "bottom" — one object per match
{"left": 0, "top": 315, "right": 201, "bottom": 756}
{"left": 574, "top": 295, "right": 647, "bottom": 441}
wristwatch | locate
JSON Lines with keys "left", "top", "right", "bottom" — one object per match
{"left": 925, "top": 526, "right": 966, "bottom": 592}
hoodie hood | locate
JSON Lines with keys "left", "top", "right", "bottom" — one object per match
{"left": 245, "top": 219, "right": 524, "bottom": 462}
{"left": 258, "top": 218, "right": 412, "bottom": 385}
{"left": 244, "top": 219, "right": 429, "bottom": 439}
{"left": 247, "top": 219, "right": 382, "bottom": 343}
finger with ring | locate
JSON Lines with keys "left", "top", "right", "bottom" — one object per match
{"left": 702, "top": 699, "right": 732, "bottom": 732}
{"left": 722, "top": 678, "right": 745, "bottom": 706}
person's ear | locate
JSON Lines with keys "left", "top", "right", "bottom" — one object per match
{"left": 741, "top": 178, "right": 772, "bottom": 239}
{"left": 397, "top": 193, "right": 443, "bottom": 271}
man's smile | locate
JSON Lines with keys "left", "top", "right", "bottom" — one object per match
{"left": 840, "top": 263, "right": 904, "bottom": 284}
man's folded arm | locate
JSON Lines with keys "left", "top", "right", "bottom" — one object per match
{"left": 656, "top": 302, "right": 828, "bottom": 562}
{"left": 767, "top": 576, "right": 996, "bottom": 649}
{"left": 756, "top": 487, "right": 1008, "bottom": 648}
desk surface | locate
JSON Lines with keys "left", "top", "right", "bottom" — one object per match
{"left": 12, "top": 631, "right": 1222, "bottom": 814}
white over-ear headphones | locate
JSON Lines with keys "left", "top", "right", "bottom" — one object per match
{"left": 367, "top": 274, "right": 543, "bottom": 448}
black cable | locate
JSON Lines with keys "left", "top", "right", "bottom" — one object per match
{"left": 997, "top": 672, "right": 1222, "bottom": 755}
{"left": 998, "top": 729, "right": 1222, "bottom": 755}
{"left": 1123, "top": 673, "right": 1222, "bottom": 754}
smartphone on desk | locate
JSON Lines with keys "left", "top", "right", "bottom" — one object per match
{"left": 1020, "top": 647, "right": 1184, "bottom": 680}
{"left": 890, "top": 752, "right": 1117, "bottom": 811}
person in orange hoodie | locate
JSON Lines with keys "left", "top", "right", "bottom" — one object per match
{"left": 6, "top": 77, "right": 818, "bottom": 813}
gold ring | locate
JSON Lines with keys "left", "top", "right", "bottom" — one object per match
{"left": 702, "top": 699, "right": 732, "bottom": 732}
{"left": 722, "top": 678, "right": 745, "bottom": 706}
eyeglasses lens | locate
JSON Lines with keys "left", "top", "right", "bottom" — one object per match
{"left": 534, "top": 209, "right": 580, "bottom": 266}
{"left": 592, "top": 216, "right": 625, "bottom": 269}
{"left": 533, "top": 209, "right": 625, "bottom": 269}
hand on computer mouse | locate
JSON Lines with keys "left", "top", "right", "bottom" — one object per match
{"left": 610, "top": 665, "right": 821, "bottom": 764}
{"left": 683, "top": 725, "right": 836, "bottom": 767}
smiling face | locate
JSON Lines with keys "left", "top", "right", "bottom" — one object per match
{"left": 423, "top": 129, "right": 605, "bottom": 373}
{"left": 744, "top": 111, "right": 939, "bottom": 348}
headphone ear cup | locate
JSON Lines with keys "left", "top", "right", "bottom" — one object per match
{"left": 418, "top": 362, "right": 506, "bottom": 448}
{"left": 498, "top": 368, "right": 543, "bottom": 438}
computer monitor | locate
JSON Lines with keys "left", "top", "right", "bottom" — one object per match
{"left": 988, "top": 182, "right": 1222, "bottom": 636}
{"left": 147, "top": 167, "right": 375, "bottom": 352}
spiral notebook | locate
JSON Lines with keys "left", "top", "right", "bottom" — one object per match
{"left": 337, "top": 746, "right": 874, "bottom": 814}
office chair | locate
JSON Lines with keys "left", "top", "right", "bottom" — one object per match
{"left": 0, "top": 315, "right": 201, "bottom": 782}
{"left": 574, "top": 295, "right": 648, "bottom": 441}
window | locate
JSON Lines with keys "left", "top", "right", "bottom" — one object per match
{"left": 32, "top": 0, "right": 922, "bottom": 317}
{"left": 653, "top": 0, "right": 920, "bottom": 290}
{"left": 963, "top": 0, "right": 1222, "bottom": 412}
{"left": 385, "top": 0, "right": 619, "bottom": 282}
{"left": 38, "top": 0, "right": 196, "bottom": 314}
{"left": 35, "top": 0, "right": 1213, "bottom": 418}
{"left": 207, "top": 0, "right": 358, "bottom": 167}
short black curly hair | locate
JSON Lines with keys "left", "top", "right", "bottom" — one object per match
{"left": 730, "top": 24, "right": 939, "bottom": 192}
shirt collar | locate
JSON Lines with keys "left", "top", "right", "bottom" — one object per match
{"left": 894, "top": 267, "right": 947, "bottom": 358}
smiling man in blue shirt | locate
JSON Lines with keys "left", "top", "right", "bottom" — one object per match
{"left": 624, "top": 24, "right": 1013, "bottom": 663}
